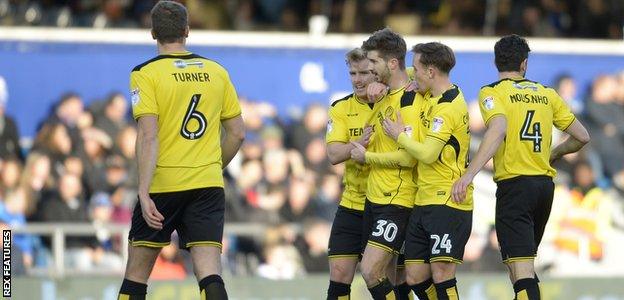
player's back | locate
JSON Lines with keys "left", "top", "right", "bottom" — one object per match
{"left": 131, "top": 52, "right": 241, "bottom": 193}
{"left": 479, "top": 78, "right": 575, "bottom": 182}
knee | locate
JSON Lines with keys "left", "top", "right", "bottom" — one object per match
{"left": 431, "top": 262, "right": 456, "bottom": 283}
{"left": 330, "top": 262, "right": 356, "bottom": 283}
{"left": 405, "top": 265, "right": 430, "bottom": 286}
{"left": 360, "top": 259, "right": 385, "bottom": 285}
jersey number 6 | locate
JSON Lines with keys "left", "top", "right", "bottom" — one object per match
{"left": 180, "top": 94, "right": 207, "bottom": 140}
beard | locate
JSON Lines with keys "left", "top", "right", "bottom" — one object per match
{"left": 376, "top": 65, "right": 391, "bottom": 85}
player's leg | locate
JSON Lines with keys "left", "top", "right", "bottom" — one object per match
{"left": 495, "top": 177, "right": 542, "bottom": 300}
{"left": 394, "top": 254, "right": 413, "bottom": 299}
{"left": 361, "top": 245, "right": 396, "bottom": 299}
{"left": 404, "top": 207, "right": 436, "bottom": 300}
{"left": 119, "top": 192, "right": 183, "bottom": 299}
{"left": 327, "top": 206, "right": 365, "bottom": 300}
{"left": 427, "top": 206, "right": 471, "bottom": 300}
{"left": 361, "top": 203, "right": 411, "bottom": 300}
{"left": 178, "top": 187, "right": 228, "bottom": 300}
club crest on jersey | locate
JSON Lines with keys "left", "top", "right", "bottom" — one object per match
{"left": 384, "top": 106, "right": 395, "bottom": 120}
{"left": 327, "top": 119, "right": 333, "bottom": 133}
{"left": 431, "top": 117, "right": 444, "bottom": 133}
{"left": 130, "top": 88, "right": 140, "bottom": 106}
{"left": 404, "top": 125, "right": 413, "bottom": 137}
{"left": 483, "top": 96, "right": 494, "bottom": 110}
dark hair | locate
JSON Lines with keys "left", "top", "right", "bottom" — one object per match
{"left": 411, "top": 42, "right": 456, "bottom": 74}
{"left": 361, "top": 28, "right": 406, "bottom": 70}
{"left": 494, "top": 34, "right": 531, "bottom": 72}
{"left": 151, "top": 1, "right": 188, "bottom": 44}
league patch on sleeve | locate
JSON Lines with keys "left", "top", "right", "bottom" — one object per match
{"left": 431, "top": 117, "right": 444, "bottom": 133}
{"left": 131, "top": 88, "right": 140, "bottom": 106}
{"left": 483, "top": 96, "right": 494, "bottom": 110}
{"left": 327, "top": 119, "right": 333, "bottom": 133}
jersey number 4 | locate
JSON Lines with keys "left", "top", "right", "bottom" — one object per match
{"left": 520, "top": 110, "right": 542, "bottom": 152}
{"left": 180, "top": 94, "right": 207, "bottom": 140}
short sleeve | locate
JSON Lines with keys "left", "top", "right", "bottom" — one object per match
{"left": 426, "top": 103, "right": 456, "bottom": 144}
{"left": 130, "top": 70, "right": 158, "bottom": 120}
{"left": 220, "top": 72, "right": 242, "bottom": 120}
{"left": 551, "top": 92, "right": 576, "bottom": 131}
{"left": 478, "top": 87, "right": 506, "bottom": 126}
{"left": 326, "top": 105, "right": 349, "bottom": 143}
{"left": 399, "top": 103, "right": 420, "bottom": 141}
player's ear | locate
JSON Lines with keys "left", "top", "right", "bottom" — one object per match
{"left": 151, "top": 29, "right": 157, "bottom": 40}
{"left": 184, "top": 26, "right": 189, "bottom": 38}
{"left": 520, "top": 58, "right": 528, "bottom": 74}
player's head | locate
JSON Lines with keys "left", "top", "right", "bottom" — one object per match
{"left": 361, "top": 28, "right": 406, "bottom": 84}
{"left": 345, "top": 48, "right": 376, "bottom": 99}
{"left": 150, "top": 1, "right": 189, "bottom": 45}
{"left": 411, "top": 42, "right": 456, "bottom": 93}
{"left": 494, "top": 34, "right": 531, "bottom": 76}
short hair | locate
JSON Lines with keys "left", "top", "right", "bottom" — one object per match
{"left": 151, "top": 1, "right": 188, "bottom": 44}
{"left": 345, "top": 48, "right": 367, "bottom": 65}
{"left": 411, "top": 42, "right": 456, "bottom": 74}
{"left": 361, "top": 28, "right": 406, "bottom": 69}
{"left": 494, "top": 34, "right": 531, "bottom": 72}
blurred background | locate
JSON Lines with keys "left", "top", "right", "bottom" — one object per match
{"left": 1, "top": 0, "right": 624, "bottom": 299}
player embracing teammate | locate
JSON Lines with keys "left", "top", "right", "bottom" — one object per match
{"left": 327, "top": 30, "right": 589, "bottom": 300}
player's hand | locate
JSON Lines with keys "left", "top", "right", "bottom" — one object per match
{"left": 139, "top": 195, "right": 164, "bottom": 230}
{"left": 382, "top": 111, "right": 405, "bottom": 141}
{"left": 405, "top": 80, "right": 419, "bottom": 92}
{"left": 350, "top": 141, "right": 367, "bottom": 164}
{"left": 356, "top": 126, "right": 373, "bottom": 147}
{"left": 367, "top": 82, "right": 389, "bottom": 103}
{"left": 451, "top": 173, "right": 474, "bottom": 203}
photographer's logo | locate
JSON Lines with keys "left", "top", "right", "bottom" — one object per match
{"left": 3, "top": 230, "right": 11, "bottom": 297}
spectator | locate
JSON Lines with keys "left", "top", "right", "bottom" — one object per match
{"left": 114, "top": 126, "right": 138, "bottom": 189}
{"left": 19, "top": 152, "right": 53, "bottom": 219}
{"left": 80, "top": 127, "right": 112, "bottom": 196}
{"left": 555, "top": 74, "right": 583, "bottom": 114}
{"left": 32, "top": 122, "right": 72, "bottom": 179}
{"left": 151, "top": 242, "right": 187, "bottom": 280}
{"left": 0, "top": 76, "right": 23, "bottom": 161}
{"left": 293, "top": 219, "right": 330, "bottom": 273}
{"left": 0, "top": 188, "right": 34, "bottom": 269}
{"left": 93, "top": 92, "right": 129, "bottom": 141}
{"left": 280, "top": 173, "right": 317, "bottom": 222}
{"left": 0, "top": 159, "right": 22, "bottom": 197}
{"left": 584, "top": 75, "right": 624, "bottom": 178}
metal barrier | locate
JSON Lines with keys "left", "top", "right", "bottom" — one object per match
{"left": 11, "top": 222, "right": 272, "bottom": 278}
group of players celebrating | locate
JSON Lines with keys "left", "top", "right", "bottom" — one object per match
{"left": 325, "top": 28, "right": 590, "bottom": 300}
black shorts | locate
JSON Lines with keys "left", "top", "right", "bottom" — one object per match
{"left": 129, "top": 187, "right": 225, "bottom": 250}
{"left": 328, "top": 206, "right": 364, "bottom": 258}
{"left": 362, "top": 200, "right": 411, "bottom": 254}
{"left": 404, "top": 205, "right": 472, "bottom": 264}
{"left": 496, "top": 175, "right": 554, "bottom": 263}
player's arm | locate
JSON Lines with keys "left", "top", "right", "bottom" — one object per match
{"left": 549, "top": 94, "right": 591, "bottom": 163}
{"left": 326, "top": 104, "right": 372, "bottom": 164}
{"left": 221, "top": 115, "right": 245, "bottom": 168}
{"left": 381, "top": 110, "right": 446, "bottom": 164}
{"left": 452, "top": 88, "right": 507, "bottom": 203}
{"left": 220, "top": 71, "right": 245, "bottom": 168}
{"left": 550, "top": 119, "right": 590, "bottom": 163}
{"left": 360, "top": 148, "right": 416, "bottom": 168}
{"left": 136, "top": 115, "right": 164, "bottom": 229}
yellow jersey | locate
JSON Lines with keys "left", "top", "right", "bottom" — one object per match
{"left": 130, "top": 52, "right": 241, "bottom": 193}
{"left": 414, "top": 85, "right": 472, "bottom": 210}
{"left": 326, "top": 93, "right": 375, "bottom": 211}
{"left": 366, "top": 87, "right": 421, "bottom": 208}
{"left": 479, "top": 78, "right": 575, "bottom": 182}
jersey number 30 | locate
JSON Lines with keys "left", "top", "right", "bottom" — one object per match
{"left": 180, "top": 94, "right": 207, "bottom": 140}
{"left": 520, "top": 110, "right": 542, "bottom": 152}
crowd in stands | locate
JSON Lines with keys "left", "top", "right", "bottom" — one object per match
{"left": 1, "top": 0, "right": 623, "bottom": 39}
{"left": 1, "top": 69, "right": 624, "bottom": 279}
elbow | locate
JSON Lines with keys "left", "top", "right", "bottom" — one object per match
{"left": 421, "top": 154, "right": 438, "bottom": 165}
{"left": 578, "top": 131, "right": 590, "bottom": 145}
{"left": 327, "top": 154, "right": 341, "bottom": 165}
